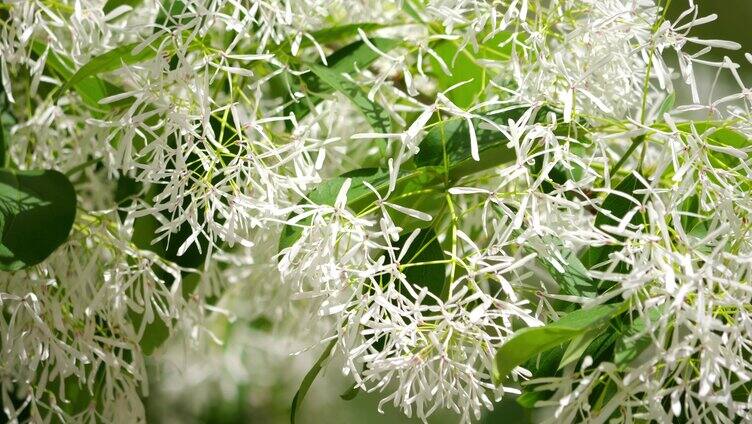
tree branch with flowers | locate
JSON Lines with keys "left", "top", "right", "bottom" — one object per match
{"left": 1, "top": 0, "right": 751, "bottom": 422}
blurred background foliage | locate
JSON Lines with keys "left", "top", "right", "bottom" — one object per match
{"left": 143, "top": 2, "right": 750, "bottom": 423}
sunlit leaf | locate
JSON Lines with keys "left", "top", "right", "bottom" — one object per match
{"left": 536, "top": 239, "right": 598, "bottom": 298}
{"left": 494, "top": 303, "right": 626, "bottom": 383}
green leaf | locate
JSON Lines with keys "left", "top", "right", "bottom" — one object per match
{"left": 691, "top": 123, "right": 749, "bottom": 173}
{"left": 277, "top": 168, "right": 379, "bottom": 253}
{"left": 596, "top": 173, "right": 647, "bottom": 230}
{"left": 656, "top": 92, "right": 675, "bottom": 120}
{"left": 30, "top": 40, "right": 116, "bottom": 113}
{"left": 307, "top": 63, "right": 391, "bottom": 133}
{"left": 127, "top": 307, "right": 170, "bottom": 355}
{"left": 291, "top": 339, "right": 336, "bottom": 424}
{"left": 0, "top": 169, "right": 77, "bottom": 270}
{"left": 284, "top": 38, "right": 400, "bottom": 123}
{"left": 279, "top": 106, "right": 556, "bottom": 255}
{"left": 154, "top": 0, "right": 188, "bottom": 31}
{"left": 0, "top": 86, "right": 10, "bottom": 167}
{"left": 0, "top": 116, "right": 4, "bottom": 169}
{"left": 580, "top": 172, "right": 647, "bottom": 273}
{"left": 516, "top": 390, "right": 550, "bottom": 409}
{"left": 431, "top": 40, "right": 486, "bottom": 109}
{"left": 536, "top": 239, "right": 598, "bottom": 298}
{"left": 278, "top": 167, "right": 443, "bottom": 252}
{"left": 516, "top": 345, "right": 565, "bottom": 408}
{"left": 414, "top": 106, "right": 553, "bottom": 178}
{"left": 115, "top": 178, "right": 209, "bottom": 270}
{"left": 558, "top": 330, "right": 598, "bottom": 370}
{"left": 429, "top": 32, "right": 513, "bottom": 109}
{"left": 493, "top": 303, "right": 626, "bottom": 383}
{"left": 277, "top": 23, "right": 387, "bottom": 53}
{"left": 401, "top": 0, "right": 424, "bottom": 23}
{"left": 58, "top": 39, "right": 164, "bottom": 99}
{"left": 383, "top": 227, "right": 447, "bottom": 302}
{"left": 613, "top": 305, "right": 664, "bottom": 368}
{"left": 103, "top": 0, "right": 144, "bottom": 14}
{"left": 339, "top": 383, "right": 360, "bottom": 401}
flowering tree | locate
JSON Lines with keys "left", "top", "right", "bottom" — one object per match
{"left": 1, "top": 0, "right": 751, "bottom": 422}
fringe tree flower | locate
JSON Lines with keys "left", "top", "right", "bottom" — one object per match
{"left": 0, "top": 0, "right": 750, "bottom": 423}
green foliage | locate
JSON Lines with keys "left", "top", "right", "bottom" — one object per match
{"left": 103, "top": 0, "right": 144, "bottom": 14}
{"left": 656, "top": 92, "right": 675, "bottom": 120}
{"left": 536, "top": 240, "right": 598, "bottom": 298}
{"left": 278, "top": 106, "right": 559, "bottom": 254}
{"left": 58, "top": 38, "right": 165, "bottom": 100}
{"left": 493, "top": 302, "right": 627, "bottom": 383}
{"left": 275, "top": 23, "right": 388, "bottom": 54}
{"left": 278, "top": 166, "right": 444, "bottom": 252}
{"left": 154, "top": 0, "right": 188, "bottom": 30}
{"left": 580, "top": 172, "right": 648, "bottom": 278}
{"left": 0, "top": 169, "right": 77, "bottom": 270}
{"left": 414, "top": 107, "right": 552, "bottom": 178}
{"left": 558, "top": 330, "right": 599, "bottom": 370}
{"left": 30, "top": 40, "right": 116, "bottom": 113}
{"left": 0, "top": 86, "right": 11, "bottom": 167}
{"left": 308, "top": 63, "right": 392, "bottom": 133}
{"left": 290, "top": 339, "right": 336, "bottom": 424}
{"left": 613, "top": 305, "right": 665, "bottom": 368}
{"left": 383, "top": 227, "right": 447, "bottom": 302}
{"left": 429, "top": 32, "right": 514, "bottom": 108}
{"left": 339, "top": 383, "right": 360, "bottom": 401}
{"left": 284, "top": 38, "right": 400, "bottom": 125}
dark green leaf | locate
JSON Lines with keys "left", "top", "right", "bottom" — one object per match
{"left": 291, "top": 339, "right": 336, "bottom": 424}
{"left": 516, "top": 345, "right": 565, "bottom": 409}
{"left": 595, "top": 173, "right": 647, "bottom": 230}
{"left": 128, "top": 307, "right": 170, "bottom": 355}
{"left": 0, "top": 86, "right": 10, "bottom": 167}
{"left": 0, "top": 115, "right": 4, "bottom": 169}
{"left": 307, "top": 63, "right": 391, "bottom": 133}
{"left": 558, "top": 330, "right": 598, "bottom": 370}
{"left": 494, "top": 303, "right": 626, "bottom": 383}
{"left": 103, "top": 0, "right": 143, "bottom": 14}
{"left": 249, "top": 316, "right": 273, "bottom": 332}
{"left": 0, "top": 169, "right": 77, "bottom": 270}
{"left": 339, "top": 383, "right": 360, "bottom": 401}
{"left": 580, "top": 172, "right": 647, "bottom": 273}
{"left": 383, "top": 227, "right": 447, "bottom": 302}
{"left": 154, "top": 0, "right": 188, "bottom": 31}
